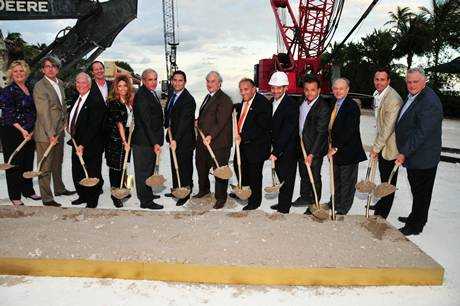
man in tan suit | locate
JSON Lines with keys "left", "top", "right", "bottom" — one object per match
{"left": 370, "top": 67, "right": 403, "bottom": 218}
{"left": 33, "top": 56, "right": 75, "bottom": 207}
{"left": 193, "top": 71, "right": 233, "bottom": 209}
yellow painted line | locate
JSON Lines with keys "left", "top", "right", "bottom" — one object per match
{"left": 0, "top": 257, "right": 444, "bottom": 286}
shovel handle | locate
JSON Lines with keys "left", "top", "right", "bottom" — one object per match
{"left": 37, "top": 141, "right": 57, "bottom": 172}
{"left": 119, "top": 121, "right": 134, "bottom": 189}
{"left": 7, "top": 137, "right": 30, "bottom": 164}
{"left": 306, "top": 163, "right": 320, "bottom": 208}
{"left": 197, "top": 127, "right": 220, "bottom": 168}
{"left": 300, "top": 136, "right": 307, "bottom": 159}
{"left": 387, "top": 164, "right": 399, "bottom": 183}
{"left": 168, "top": 128, "right": 183, "bottom": 188}
{"left": 329, "top": 156, "right": 336, "bottom": 221}
{"left": 71, "top": 138, "right": 90, "bottom": 178}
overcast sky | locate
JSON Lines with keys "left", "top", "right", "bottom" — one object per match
{"left": 0, "top": 0, "right": 438, "bottom": 100}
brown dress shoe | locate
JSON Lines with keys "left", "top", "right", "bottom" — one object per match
{"left": 43, "top": 201, "right": 62, "bottom": 207}
{"left": 213, "top": 199, "right": 226, "bottom": 209}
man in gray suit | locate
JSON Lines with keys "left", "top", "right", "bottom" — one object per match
{"left": 370, "top": 67, "right": 403, "bottom": 219}
{"left": 395, "top": 67, "right": 443, "bottom": 236}
{"left": 33, "top": 56, "right": 75, "bottom": 207}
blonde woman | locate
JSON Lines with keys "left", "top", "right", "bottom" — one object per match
{"left": 0, "top": 60, "right": 40, "bottom": 205}
{"left": 105, "top": 74, "right": 134, "bottom": 207}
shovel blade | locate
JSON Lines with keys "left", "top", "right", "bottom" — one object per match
{"left": 145, "top": 175, "right": 166, "bottom": 187}
{"left": 79, "top": 177, "right": 99, "bottom": 187}
{"left": 373, "top": 183, "right": 396, "bottom": 198}
{"left": 112, "top": 188, "right": 131, "bottom": 199}
{"left": 356, "top": 180, "right": 377, "bottom": 193}
{"left": 172, "top": 187, "right": 191, "bottom": 199}
{"left": 23, "top": 171, "right": 41, "bottom": 178}
{"left": 213, "top": 166, "right": 233, "bottom": 180}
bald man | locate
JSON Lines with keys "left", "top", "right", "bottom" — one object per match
{"left": 328, "top": 78, "right": 367, "bottom": 215}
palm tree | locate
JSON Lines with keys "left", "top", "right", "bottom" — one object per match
{"left": 361, "top": 29, "right": 396, "bottom": 68}
{"left": 385, "top": 6, "right": 415, "bottom": 31}
{"left": 419, "top": 0, "right": 460, "bottom": 81}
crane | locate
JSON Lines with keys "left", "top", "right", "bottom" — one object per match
{"left": 161, "top": 0, "right": 179, "bottom": 96}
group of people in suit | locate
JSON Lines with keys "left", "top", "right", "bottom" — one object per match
{"left": 0, "top": 56, "right": 442, "bottom": 236}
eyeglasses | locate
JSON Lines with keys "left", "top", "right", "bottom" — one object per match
{"left": 43, "top": 65, "right": 58, "bottom": 69}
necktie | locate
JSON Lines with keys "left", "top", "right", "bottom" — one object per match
{"left": 237, "top": 101, "right": 250, "bottom": 133}
{"left": 70, "top": 96, "right": 82, "bottom": 136}
{"left": 165, "top": 93, "right": 176, "bottom": 128}
{"left": 200, "top": 94, "right": 211, "bottom": 114}
{"left": 328, "top": 103, "right": 340, "bottom": 148}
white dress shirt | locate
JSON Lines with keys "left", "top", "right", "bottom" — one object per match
{"left": 373, "top": 85, "right": 389, "bottom": 118}
{"left": 398, "top": 92, "right": 419, "bottom": 122}
{"left": 272, "top": 93, "right": 285, "bottom": 116}
{"left": 45, "top": 76, "right": 63, "bottom": 105}
{"left": 126, "top": 104, "right": 133, "bottom": 128}
{"left": 68, "top": 91, "right": 90, "bottom": 131}
{"left": 97, "top": 80, "right": 109, "bottom": 102}
{"left": 238, "top": 94, "right": 256, "bottom": 132}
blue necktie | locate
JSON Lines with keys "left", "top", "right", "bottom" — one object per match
{"left": 165, "top": 93, "right": 176, "bottom": 128}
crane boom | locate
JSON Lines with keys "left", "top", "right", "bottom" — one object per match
{"left": 162, "top": 0, "right": 179, "bottom": 81}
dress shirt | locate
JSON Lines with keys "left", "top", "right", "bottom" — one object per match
{"left": 45, "top": 76, "right": 63, "bottom": 105}
{"left": 97, "top": 80, "right": 109, "bottom": 102}
{"left": 238, "top": 94, "right": 255, "bottom": 133}
{"left": 272, "top": 93, "right": 285, "bottom": 116}
{"left": 126, "top": 104, "right": 133, "bottom": 128}
{"left": 68, "top": 91, "right": 90, "bottom": 131}
{"left": 299, "top": 95, "right": 318, "bottom": 134}
{"left": 398, "top": 92, "right": 419, "bottom": 122}
{"left": 373, "top": 85, "right": 389, "bottom": 118}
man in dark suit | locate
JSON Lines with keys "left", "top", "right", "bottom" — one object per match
{"left": 233, "top": 78, "right": 271, "bottom": 210}
{"left": 194, "top": 71, "right": 234, "bottom": 209}
{"left": 132, "top": 69, "right": 164, "bottom": 210}
{"left": 395, "top": 67, "right": 442, "bottom": 236}
{"left": 68, "top": 72, "right": 106, "bottom": 208}
{"left": 164, "top": 70, "right": 196, "bottom": 206}
{"left": 90, "top": 61, "right": 113, "bottom": 104}
{"left": 268, "top": 72, "right": 299, "bottom": 214}
{"left": 298, "top": 77, "right": 330, "bottom": 214}
{"left": 328, "top": 78, "right": 367, "bottom": 215}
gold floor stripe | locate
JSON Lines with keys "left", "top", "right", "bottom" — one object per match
{"left": 0, "top": 257, "right": 444, "bottom": 286}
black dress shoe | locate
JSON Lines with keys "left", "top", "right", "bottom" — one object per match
{"left": 111, "top": 196, "right": 123, "bottom": 208}
{"left": 24, "top": 194, "right": 41, "bottom": 201}
{"left": 399, "top": 226, "right": 422, "bottom": 236}
{"left": 229, "top": 192, "right": 237, "bottom": 199}
{"left": 242, "top": 204, "right": 259, "bottom": 211}
{"left": 55, "top": 190, "right": 77, "bottom": 196}
{"left": 164, "top": 193, "right": 174, "bottom": 198}
{"left": 85, "top": 203, "right": 98, "bottom": 209}
{"left": 213, "top": 199, "right": 226, "bottom": 209}
{"left": 140, "top": 202, "right": 163, "bottom": 210}
{"left": 303, "top": 209, "right": 312, "bottom": 215}
{"left": 71, "top": 198, "right": 86, "bottom": 205}
{"left": 192, "top": 191, "right": 210, "bottom": 199}
{"left": 176, "top": 195, "right": 190, "bottom": 206}
{"left": 270, "top": 204, "right": 279, "bottom": 210}
{"left": 43, "top": 201, "right": 62, "bottom": 207}
{"left": 398, "top": 216, "right": 408, "bottom": 223}
{"left": 277, "top": 208, "right": 290, "bottom": 214}
{"left": 153, "top": 194, "right": 160, "bottom": 199}
{"left": 291, "top": 197, "right": 310, "bottom": 207}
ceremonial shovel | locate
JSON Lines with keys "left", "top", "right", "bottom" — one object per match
{"left": 230, "top": 111, "right": 251, "bottom": 200}
{"left": 23, "top": 141, "right": 57, "bottom": 178}
{"left": 299, "top": 136, "right": 329, "bottom": 220}
{"left": 196, "top": 127, "right": 233, "bottom": 180}
{"left": 71, "top": 138, "right": 100, "bottom": 187}
{"left": 112, "top": 122, "right": 134, "bottom": 200}
{"left": 0, "top": 137, "right": 30, "bottom": 170}
{"left": 264, "top": 159, "right": 284, "bottom": 194}
{"left": 168, "top": 128, "right": 191, "bottom": 199}
{"left": 364, "top": 157, "right": 378, "bottom": 218}
{"left": 373, "top": 164, "right": 399, "bottom": 198}
{"left": 145, "top": 150, "right": 166, "bottom": 187}
{"left": 356, "top": 158, "right": 377, "bottom": 193}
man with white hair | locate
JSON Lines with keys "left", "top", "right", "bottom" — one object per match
{"left": 194, "top": 71, "right": 234, "bottom": 209}
{"left": 268, "top": 71, "right": 299, "bottom": 214}
{"left": 67, "top": 72, "right": 107, "bottom": 208}
{"left": 132, "top": 68, "right": 164, "bottom": 210}
{"left": 328, "top": 78, "right": 367, "bottom": 215}
{"left": 395, "top": 67, "right": 442, "bottom": 236}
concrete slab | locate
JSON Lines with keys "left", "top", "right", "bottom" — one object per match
{"left": 0, "top": 206, "right": 443, "bottom": 286}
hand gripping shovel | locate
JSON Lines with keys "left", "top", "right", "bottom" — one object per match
{"left": 356, "top": 158, "right": 377, "bottom": 193}
{"left": 23, "top": 140, "right": 57, "bottom": 178}
{"left": 197, "top": 127, "right": 233, "bottom": 180}
{"left": 230, "top": 111, "right": 251, "bottom": 200}
{"left": 168, "top": 128, "right": 191, "bottom": 199}
{"left": 112, "top": 122, "right": 134, "bottom": 199}
{"left": 364, "top": 157, "right": 378, "bottom": 218}
{"left": 0, "top": 137, "right": 30, "bottom": 170}
{"left": 71, "top": 138, "right": 99, "bottom": 187}
{"left": 329, "top": 155, "right": 337, "bottom": 221}
{"left": 300, "top": 136, "right": 329, "bottom": 220}
{"left": 373, "top": 163, "right": 399, "bottom": 198}
{"left": 145, "top": 149, "right": 166, "bottom": 187}
{"left": 264, "top": 158, "right": 284, "bottom": 194}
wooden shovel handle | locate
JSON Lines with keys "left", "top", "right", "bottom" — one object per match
{"left": 71, "top": 138, "right": 90, "bottom": 178}
{"left": 7, "top": 137, "right": 30, "bottom": 164}
{"left": 37, "top": 141, "right": 56, "bottom": 171}
{"left": 329, "top": 155, "right": 336, "bottom": 220}
{"left": 168, "top": 128, "right": 182, "bottom": 188}
{"left": 387, "top": 164, "right": 399, "bottom": 183}
{"left": 197, "top": 127, "right": 220, "bottom": 168}
{"left": 120, "top": 121, "right": 135, "bottom": 189}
